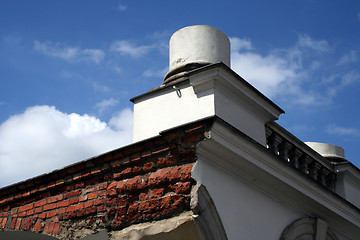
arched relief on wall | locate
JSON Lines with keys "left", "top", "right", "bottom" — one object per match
{"left": 280, "top": 217, "right": 338, "bottom": 240}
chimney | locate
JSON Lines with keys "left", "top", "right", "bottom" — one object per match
{"left": 164, "top": 25, "right": 230, "bottom": 84}
{"left": 305, "top": 142, "right": 346, "bottom": 163}
{"left": 131, "top": 25, "right": 284, "bottom": 144}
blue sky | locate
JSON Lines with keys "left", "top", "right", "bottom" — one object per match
{"left": 0, "top": 0, "right": 359, "bottom": 188}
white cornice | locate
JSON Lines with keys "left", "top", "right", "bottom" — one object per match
{"left": 196, "top": 118, "right": 360, "bottom": 239}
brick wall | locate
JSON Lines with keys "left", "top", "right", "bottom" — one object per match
{"left": 0, "top": 119, "right": 212, "bottom": 239}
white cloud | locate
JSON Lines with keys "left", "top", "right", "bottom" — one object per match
{"left": 117, "top": 3, "right": 127, "bottom": 11}
{"left": 94, "top": 98, "right": 120, "bottom": 115}
{"left": 337, "top": 51, "right": 358, "bottom": 65}
{"left": 230, "top": 37, "right": 252, "bottom": 52}
{"left": 110, "top": 40, "right": 153, "bottom": 58}
{"left": 34, "top": 41, "right": 105, "bottom": 64}
{"left": 0, "top": 105, "right": 133, "bottom": 188}
{"left": 83, "top": 49, "right": 105, "bottom": 64}
{"left": 93, "top": 81, "right": 110, "bottom": 93}
{"left": 142, "top": 66, "right": 168, "bottom": 78}
{"left": 297, "top": 34, "right": 330, "bottom": 52}
{"left": 326, "top": 125, "right": 360, "bottom": 136}
{"left": 230, "top": 34, "right": 359, "bottom": 107}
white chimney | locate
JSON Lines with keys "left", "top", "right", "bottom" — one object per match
{"left": 305, "top": 142, "right": 346, "bottom": 162}
{"left": 131, "top": 25, "right": 283, "bottom": 144}
{"left": 165, "top": 25, "right": 230, "bottom": 83}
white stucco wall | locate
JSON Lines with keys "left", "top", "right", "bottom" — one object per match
{"left": 132, "top": 84, "right": 215, "bottom": 142}
{"left": 192, "top": 157, "right": 303, "bottom": 240}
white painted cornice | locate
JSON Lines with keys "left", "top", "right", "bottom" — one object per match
{"left": 196, "top": 118, "right": 360, "bottom": 239}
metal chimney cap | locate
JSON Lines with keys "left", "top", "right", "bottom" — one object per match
{"left": 305, "top": 142, "right": 346, "bottom": 161}
{"left": 164, "top": 25, "right": 230, "bottom": 83}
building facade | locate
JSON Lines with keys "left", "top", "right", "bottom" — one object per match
{"left": 0, "top": 25, "right": 359, "bottom": 239}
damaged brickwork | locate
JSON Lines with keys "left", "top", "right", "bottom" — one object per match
{"left": 0, "top": 119, "right": 213, "bottom": 239}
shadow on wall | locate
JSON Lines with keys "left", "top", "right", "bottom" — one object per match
{"left": 0, "top": 230, "right": 108, "bottom": 240}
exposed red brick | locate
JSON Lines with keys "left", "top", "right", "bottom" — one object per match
{"left": 185, "top": 125, "right": 203, "bottom": 133}
{"left": 152, "top": 188, "right": 165, "bottom": 198}
{"left": 75, "top": 182, "right": 85, "bottom": 189}
{"left": 53, "top": 223, "right": 60, "bottom": 235}
{"left": 107, "top": 181, "right": 117, "bottom": 196}
{"left": 57, "top": 200, "right": 69, "bottom": 208}
{"left": 69, "top": 211, "right": 77, "bottom": 219}
{"left": 46, "top": 210, "right": 57, "bottom": 218}
{"left": 180, "top": 164, "right": 193, "bottom": 181}
{"left": 79, "top": 195, "right": 88, "bottom": 202}
{"left": 95, "top": 198, "right": 105, "bottom": 206}
{"left": 43, "top": 203, "right": 57, "bottom": 211}
{"left": 76, "top": 209, "right": 87, "bottom": 218}
{"left": 116, "top": 179, "right": 128, "bottom": 194}
{"left": 22, "top": 191, "right": 31, "bottom": 197}
{"left": 106, "top": 198, "right": 116, "bottom": 207}
{"left": 130, "top": 154, "right": 141, "bottom": 163}
{"left": 132, "top": 166, "right": 141, "bottom": 174}
{"left": 51, "top": 216, "right": 59, "bottom": 223}
{"left": 86, "top": 206, "right": 96, "bottom": 215}
{"left": 139, "top": 199, "right": 158, "bottom": 212}
{"left": 97, "top": 205, "right": 106, "bottom": 212}
{"left": 98, "top": 190, "right": 106, "bottom": 197}
{"left": 100, "top": 182, "right": 108, "bottom": 190}
{"left": 64, "top": 190, "right": 80, "bottom": 199}
{"left": 127, "top": 176, "right": 140, "bottom": 191}
{"left": 44, "top": 222, "right": 50, "bottom": 233}
{"left": 152, "top": 147, "right": 170, "bottom": 156}
{"left": 143, "top": 162, "right": 155, "bottom": 172}
{"left": 156, "top": 157, "right": 167, "bottom": 167}
{"left": 38, "top": 213, "right": 46, "bottom": 219}
{"left": 26, "top": 217, "right": 32, "bottom": 230}
{"left": 116, "top": 206, "right": 127, "bottom": 216}
{"left": 159, "top": 196, "right": 171, "bottom": 209}
{"left": 15, "top": 218, "right": 21, "bottom": 229}
{"left": 170, "top": 166, "right": 182, "bottom": 182}
{"left": 120, "top": 167, "right": 132, "bottom": 177}
{"left": 35, "top": 207, "right": 43, "bottom": 214}
{"left": 139, "top": 190, "right": 150, "bottom": 201}
{"left": 165, "top": 155, "right": 177, "bottom": 165}
{"left": 84, "top": 200, "right": 94, "bottom": 208}
{"left": 88, "top": 192, "right": 97, "bottom": 200}
{"left": 149, "top": 167, "right": 171, "bottom": 186}
{"left": 116, "top": 196, "right": 127, "bottom": 206}
{"left": 171, "top": 194, "right": 183, "bottom": 205}
{"left": 76, "top": 203, "right": 84, "bottom": 210}
{"left": 128, "top": 203, "right": 138, "bottom": 215}
{"left": 173, "top": 182, "right": 191, "bottom": 194}
{"left": 34, "top": 220, "right": 42, "bottom": 232}
{"left": 57, "top": 208, "right": 66, "bottom": 215}
{"left": 19, "top": 203, "right": 33, "bottom": 212}
{"left": 48, "top": 194, "right": 63, "bottom": 203}
{"left": 69, "top": 197, "right": 79, "bottom": 205}
{"left": 21, "top": 217, "right": 26, "bottom": 230}
{"left": 66, "top": 205, "right": 75, "bottom": 212}
{"left": 19, "top": 211, "right": 26, "bottom": 217}
{"left": 1, "top": 218, "right": 7, "bottom": 228}
{"left": 26, "top": 209, "right": 34, "bottom": 216}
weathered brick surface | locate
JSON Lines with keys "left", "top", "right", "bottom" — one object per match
{"left": 0, "top": 119, "right": 212, "bottom": 239}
